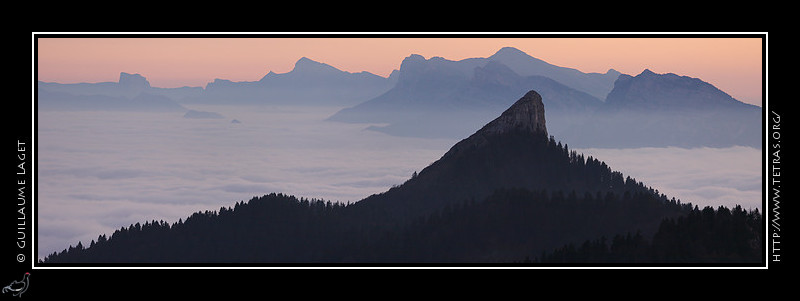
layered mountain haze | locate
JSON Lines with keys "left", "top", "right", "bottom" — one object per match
{"left": 605, "top": 69, "right": 753, "bottom": 110}
{"left": 326, "top": 47, "right": 760, "bottom": 148}
{"left": 36, "top": 47, "right": 759, "bottom": 148}
{"left": 38, "top": 72, "right": 202, "bottom": 108}
{"left": 185, "top": 57, "right": 396, "bottom": 106}
{"left": 487, "top": 46, "right": 621, "bottom": 100}
{"left": 562, "top": 69, "right": 762, "bottom": 148}
{"left": 37, "top": 57, "right": 397, "bottom": 108}
{"left": 37, "top": 72, "right": 190, "bottom": 112}
{"left": 327, "top": 52, "right": 607, "bottom": 140}
{"left": 39, "top": 72, "right": 154, "bottom": 98}
{"left": 38, "top": 90, "right": 761, "bottom": 264}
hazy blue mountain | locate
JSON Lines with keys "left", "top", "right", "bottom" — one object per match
{"left": 329, "top": 48, "right": 613, "bottom": 121}
{"left": 38, "top": 72, "right": 203, "bottom": 101}
{"left": 183, "top": 57, "right": 397, "bottom": 106}
{"left": 328, "top": 54, "right": 606, "bottom": 139}
{"left": 558, "top": 69, "right": 762, "bottom": 148}
{"left": 38, "top": 72, "right": 152, "bottom": 98}
{"left": 37, "top": 88, "right": 187, "bottom": 112}
{"left": 329, "top": 51, "right": 760, "bottom": 148}
{"left": 605, "top": 69, "right": 758, "bottom": 111}
{"left": 37, "top": 72, "right": 193, "bottom": 112}
{"left": 488, "top": 46, "right": 621, "bottom": 100}
{"left": 38, "top": 59, "right": 396, "bottom": 108}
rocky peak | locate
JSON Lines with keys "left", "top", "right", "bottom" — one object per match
{"left": 442, "top": 90, "right": 547, "bottom": 158}
{"left": 118, "top": 72, "right": 150, "bottom": 89}
{"left": 479, "top": 90, "right": 547, "bottom": 136}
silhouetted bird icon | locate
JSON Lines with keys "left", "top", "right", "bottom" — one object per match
{"left": 2, "top": 272, "right": 29, "bottom": 297}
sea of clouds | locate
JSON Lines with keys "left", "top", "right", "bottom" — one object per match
{"left": 35, "top": 105, "right": 763, "bottom": 260}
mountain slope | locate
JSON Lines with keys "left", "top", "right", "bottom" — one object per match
{"left": 348, "top": 91, "right": 660, "bottom": 224}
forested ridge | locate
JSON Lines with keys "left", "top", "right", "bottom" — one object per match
{"left": 531, "top": 204, "right": 762, "bottom": 264}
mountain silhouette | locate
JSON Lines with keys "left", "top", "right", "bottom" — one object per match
{"left": 327, "top": 49, "right": 760, "bottom": 148}
{"left": 184, "top": 57, "right": 396, "bottom": 106}
{"left": 328, "top": 55, "right": 605, "bottom": 139}
{"left": 347, "top": 90, "right": 668, "bottom": 225}
{"left": 559, "top": 69, "right": 762, "bottom": 148}
{"left": 37, "top": 59, "right": 396, "bottom": 108}
{"left": 37, "top": 72, "right": 190, "bottom": 112}
{"left": 488, "top": 46, "right": 621, "bottom": 100}
{"left": 605, "top": 69, "right": 756, "bottom": 111}
{"left": 36, "top": 49, "right": 759, "bottom": 148}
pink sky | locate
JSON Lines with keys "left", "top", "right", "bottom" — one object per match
{"left": 35, "top": 35, "right": 764, "bottom": 106}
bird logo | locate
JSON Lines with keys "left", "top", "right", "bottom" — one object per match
{"left": 2, "top": 272, "right": 29, "bottom": 297}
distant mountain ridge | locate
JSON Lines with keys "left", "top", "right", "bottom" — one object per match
{"left": 605, "top": 69, "right": 756, "bottom": 111}
{"left": 328, "top": 50, "right": 761, "bottom": 148}
{"left": 37, "top": 57, "right": 398, "bottom": 107}
{"left": 38, "top": 72, "right": 191, "bottom": 112}
{"left": 327, "top": 52, "right": 607, "bottom": 140}
{"left": 36, "top": 47, "right": 761, "bottom": 148}
{"left": 488, "top": 47, "right": 621, "bottom": 100}
{"left": 560, "top": 69, "right": 762, "bottom": 148}
{"left": 189, "top": 57, "right": 397, "bottom": 106}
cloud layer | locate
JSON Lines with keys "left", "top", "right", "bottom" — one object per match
{"left": 36, "top": 106, "right": 763, "bottom": 260}
{"left": 36, "top": 106, "right": 455, "bottom": 259}
{"left": 575, "top": 146, "right": 762, "bottom": 211}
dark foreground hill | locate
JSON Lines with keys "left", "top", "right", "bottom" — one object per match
{"left": 40, "top": 91, "right": 762, "bottom": 264}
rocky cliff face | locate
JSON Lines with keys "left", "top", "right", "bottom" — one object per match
{"left": 479, "top": 90, "right": 547, "bottom": 136}
{"left": 118, "top": 72, "right": 151, "bottom": 89}
{"left": 443, "top": 90, "right": 547, "bottom": 158}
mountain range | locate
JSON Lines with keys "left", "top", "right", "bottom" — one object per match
{"left": 38, "top": 59, "right": 396, "bottom": 108}
{"left": 39, "top": 90, "right": 762, "bottom": 264}
{"left": 183, "top": 57, "right": 397, "bottom": 106}
{"left": 561, "top": 69, "right": 762, "bottom": 148}
{"left": 37, "top": 73, "right": 189, "bottom": 112}
{"left": 328, "top": 48, "right": 761, "bottom": 148}
{"left": 36, "top": 47, "right": 761, "bottom": 148}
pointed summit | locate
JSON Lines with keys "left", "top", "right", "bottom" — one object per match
{"left": 442, "top": 90, "right": 547, "bottom": 159}
{"left": 479, "top": 90, "right": 547, "bottom": 136}
{"left": 118, "top": 72, "right": 150, "bottom": 89}
{"left": 291, "top": 57, "right": 335, "bottom": 72}
{"left": 490, "top": 46, "right": 531, "bottom": 59}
